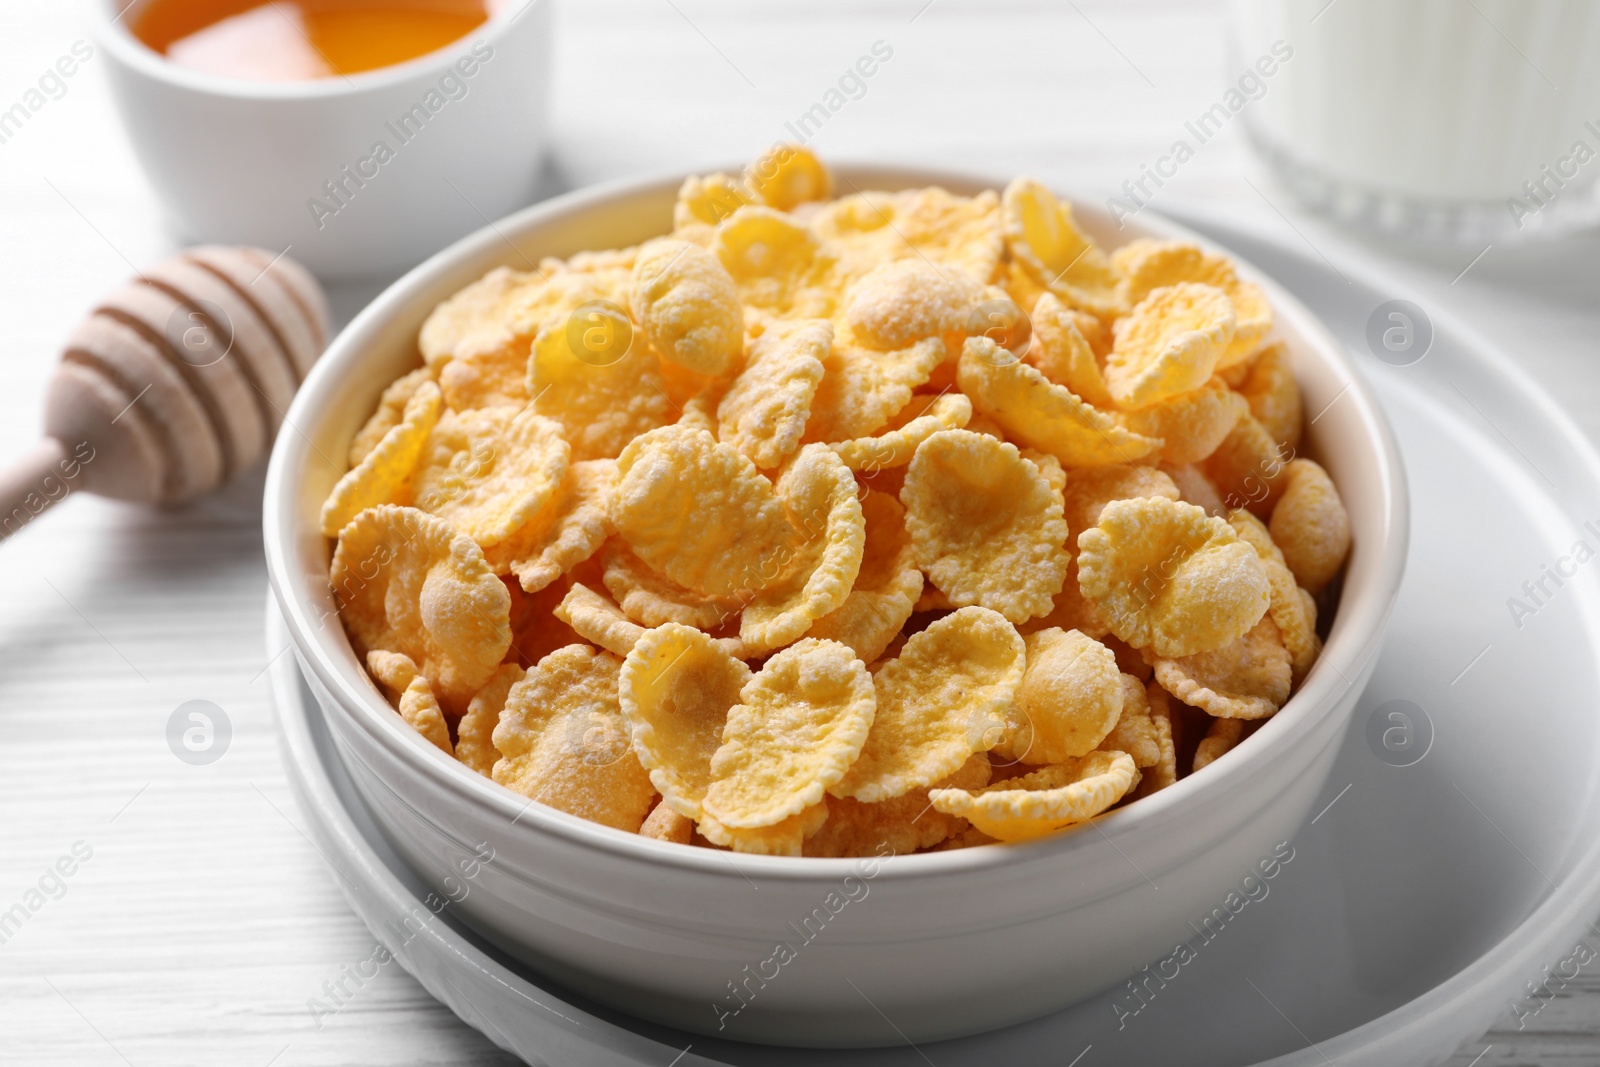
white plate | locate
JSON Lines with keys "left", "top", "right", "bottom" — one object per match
{"left": 270, "top": 210, "right": 1600, "bottom": 1066}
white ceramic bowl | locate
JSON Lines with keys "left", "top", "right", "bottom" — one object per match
{"left": 263, "top": 165, "right": 1408, "bottom": 1048}
{"left": 93, "top": 0, "right": 551, "bottom": 279}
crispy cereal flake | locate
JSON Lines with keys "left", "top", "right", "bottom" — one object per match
{"left": 411, "top": 405, "right": 570, "bottom": 547}
{"left": 321, "top": 381, "right": 442, "bottom": 537}
{"left": 994, "top": 628, "right": 1124, "bottom": 765}
{"left": 833, "top": 607, "right": 1025, "bottom": 802}
{"left": 929, "top": 750, "right": 1137, "bottom": 842}
{"left": 901, "top": 428, "right": 1069, "bottom": 623}
{"left": 1269, "top": 459, "right": 1351, "bottom": 594}
{"left": 703, "top": 638, "right": 875, "bottom": 828}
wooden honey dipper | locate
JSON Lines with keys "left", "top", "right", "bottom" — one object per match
{"left": 0, "top": 246, "right": 329, "bottom": 539}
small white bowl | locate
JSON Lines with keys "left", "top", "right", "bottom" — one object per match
{"left": 263, "top": 165, "right": 1408, "bottom": 1047}
{"left": 93, "top": 0, "right": 552, "bottom": 279}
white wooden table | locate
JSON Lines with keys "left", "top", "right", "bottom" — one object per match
{"left": 3, "top": 2, "right": 1599, "bottom": 1063}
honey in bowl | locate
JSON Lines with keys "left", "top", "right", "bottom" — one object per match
{"left": 133, "top": 0, "right": 495, "bottom": 82}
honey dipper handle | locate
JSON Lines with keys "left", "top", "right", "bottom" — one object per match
{"left": 0, "top": 437, "right": 71, "bottom": 542}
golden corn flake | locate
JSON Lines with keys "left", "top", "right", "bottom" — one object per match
{"left": 1227, "top": 508, "right": 1320, "bottom": 685}
{"left": 829, "top": 391, "right": 972, "bottom": 472}
{"left": 803, "top": 335, "right": 943, "bottom": 444}
{"left": 1152, "top": 614, "right": 1290, "bottom": 720}
{"left": 995, "top": 628, "right": 1123, "bottom": 766}
{"left": 901, "top": 429, "right": 1069, "bottom": 623}
{"left": 958, "top": 337, "right": 1161, "bottom": 467}
{"left": 1077, "top": 497, "right": 1270, "bottom": 658}
{"left": 1002, "top": 177, "right": 1123, "bottom": 319}
{"left": 1026, "top": 292, "right": 1114, "bottom": 408}
{"left": 698, "top": 803, "right": 828, "bottom": 857}
{"left": 805, "top": 753, "right": 991, "bottom": 858}
{"left": 629, "top": 238, "right": 743, "bottom": 377}
{"left": 929, "top": 750, "right": 1137, "bottom": 842}
{"left": 611, "top": 425, "right": 794, "bottom": 596}
{"left": 556, "top": 582, "right": 647, "bottom": 657}
{"left": 484, "top": 458, "right": 616, "bottom": 593}
{"left": 675, "top": 172, "right": 761, "bottom": 233}
{"left": 349, "top": 365, "right": 438, "bottom": 467}
{"left": 1201, "top": 411, "right": 1290, "bottom": 519}
{"left": 741, "top": 444, "right": 866, "bottom": 653}
{"left": 529, "top": 317, "right": 671, "bottom": 462}
{"left": 321, "top": 381, "right": 442, "bottom": 538}
{"left": 366, "top": 649, "right": 454, "bottom": 755}
{"left": 1130, "top": 681, "right": 1178, "bottom": 799}
{"left": 718, "top": 318, "right": 831, "bottom": 469}
{"left": 812, "top": 187, "right": 1003, "bottom": 283}
{"left": 1193, "top": 717, "right": 1245, "bottom": 773}
{"left": 619, "top": 623, "right": 751, "bottom": 819}
{"left": 411, "top": 405, "right": 570, "bottom": 548}
{"left": 1118, "top": 377, "right": 1248, "bottom": 466}
{"left": 640, "top": 798, "right": 696, "bottom": 844}
{"left": 834, "top": 607, "right": 1025, "bottom": 802}
{"left": 702, "top": 638, "right": 875, "bottom": 828}
{"left": 747, "top": 144, "right": 832, "bottom": 211}
{"left": 505, "top": 575, "right": 584, "bottom": 667}
{"left": 714, "top": 206, "right": 830, "bottom": 316}
{"left": 601, "top": 541, "right": 736, "bottom": 631}
{"left": 842, "top": 258, "right": 985, "bottom": 352}
{"left": 1113, "top": 239, "right": 1271, "bottom": 369}
{"left": 1062, "top": 464, "right": 1180, "bottom": 537}
{"left": 1269, "top": 458, "right": 1351, "bottom": 595}
{"left": 418, "top": 265, "right": 540, "bottom": 366}
{"left": 1236, "top": 342, "right": 1302, "bottom": 453}
{"left": 1106, "top": 283, "right": 1235, "bottom": 411}
{"left": 807, "top": 490, "right": 923, "bottom": 663}
{"left": 1097, "top": 672, "right": 1161, "bottom": 768}
{"left": 456, "top": 663, "right": 523, "bottom": 776}
{"left": 492, "top": 644, "right": 655, "bottom": 832}
{"left": 331, "top": 505, "right": 511, "bottom": 710}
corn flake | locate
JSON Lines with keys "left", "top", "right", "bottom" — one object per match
{"left": 718, "top": 318, "right": 831, "bottom": 469}
{"left": 619, "top": 623, "right": 751, "bottom": 818}
{"left": 484, "top": 458, "right": 616, "bottom": 593}
{"left": 411, "top": 405, "right": 570, "bottom": 548}
{"left": 492, "top": 644, "right": 655, "bottom": 831}
{"left": 349, "top": 366, "right": 437, "bottom": 467}
{"left": 1269, "top": 458, "right": 1351, "bottom": 595}
{"left": 833, "top": 607, "right": 1024, "bottom": 802}
{"left": 842, "top": 258, "right": 985, "bottom": 352}
{"left": 1002, "top": 177, "right": 1123, "bottom": 318}
{"left": 601, "top": 540, "right": 737, "bottom": 630}
{"left": 714, "top": 206, "right": 830, "bottom": 316}
{"left": 529, "top": 317, "right": 670, "bottom": 462}
{"left": 1097, "top": 672, "right": 1161, "bottom": 768}
{"left": 331, "top": 505, "right": 511, "bottom": 711}
{"left": 1151, "top": 614, "right": 1290, "bottom": 720}
{"left": 611, "top": 425, "right": 794, "bottom": 596}
{"left": 747, "top": 144, "right": 832, "bottom": 211}
{"left": 1193, "top": 717, "right": 1245, "bottom": 773}
{"left": 629, "top": 238, "right": 744, "bottom": 377}
{"left": 1228, "top": 508, "right": 1320, "bottom": 685}
{"left": 901, "top": 429, "right": 1069, "bottom": 622}
{"left": 321, "top": 381, "right": 442, "bottom": 538}
{"left": 812, "top": 187, "right": 1002, "bottom": 283}
{"left": 1106, "top": 284, "right": 1235, "bottom": 411}
{"left": 1077, "top": 497, "right": 1270, "bottom": 658}
{"left": 994, "top": 628, "right": 1123, "bottom": 765}
{"left": 703, "top": 638, "right": 875, "bottom": 828}
{"left": 366, "top": 650, "right": 453, "bottom": 753}
{"left": 1118, "top": 377, "right": 1248, "bottom": 466}
{"left": 698, "top": 803, "right": 828, "bottom": 857}
{"left": 640, "top": 799, "right": 696, "bottom": 844}
{"left": 456, "top": 663, "right": 523, "bottom": 776}
{"left": 1130, "top": 681, "right": 1178, "bottom": 799}
{"left": 1235, "top": 342, "right": 1302, "bottom": 453}
{"left": 958, "top": 337, "right": 1161, "bottom": 467}
{"left": 803, "top": 335, "right": 944, "bottom": 444}
{"left": 806, "top": 490, "right": 923, "bottom": 663}
{"left": 828, "top": 391, "right": 972, "bottom": 472}
{"left": 740, "top": 444, "right": 866, "bottom": 653}
{"left": 929, "top": 750, "right": 1137, "bottom": 842}
{"left": 1026, "top": 293, "right": 1114, "bottom": 408}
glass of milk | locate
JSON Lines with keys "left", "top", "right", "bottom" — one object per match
{"left": 1229, "top": 0, "right": 1600, "bottom": 243}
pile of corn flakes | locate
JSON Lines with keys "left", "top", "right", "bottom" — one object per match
{"left": 321, "top": 146, "right": 1351, "bottom": 857}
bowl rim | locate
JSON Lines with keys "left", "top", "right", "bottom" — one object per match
{"left": 91, "top": 0, "right": 543, "bottom": 101}
{"left": 264, "top": 161, "right": 1409, "bottom": 885}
